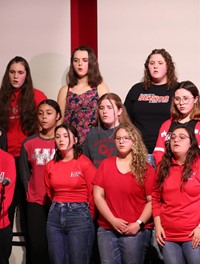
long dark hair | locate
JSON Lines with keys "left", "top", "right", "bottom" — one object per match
{"left": 54, "top": 124, "right": 82, "bottom": 162}
{"left": 67, "top": 46, "right": 103, "bottom": 87}
{"left": 0, "top": 56, "right": 38, "bottom": 135}
{"left": 156, "top": 125, "right": 200, "bottom": 190}
{"left": 144, "top": 49, "right": 177, "bottom": 90}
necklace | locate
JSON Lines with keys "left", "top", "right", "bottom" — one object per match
{"left": 39, "top": 133, "right": 54, "bottom": 144}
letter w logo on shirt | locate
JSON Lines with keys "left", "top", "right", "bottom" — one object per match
{"left": 34, "top": 148, "right": 55, "bottom": 165}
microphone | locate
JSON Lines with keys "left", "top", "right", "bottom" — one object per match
{"left": 2, "top": 178, "right": 11, "bottom": 187}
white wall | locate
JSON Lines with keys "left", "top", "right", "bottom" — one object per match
{"left": 98, "top": 0, "right": 200, "bottom": 101}
{"left": 0, "top": 0, "right": 71, "bottom": 101}
{"left": 0, "top": 1, "right": 70, "bottom": 263}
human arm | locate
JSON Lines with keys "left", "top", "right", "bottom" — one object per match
{"left": 0, "top": 152, "right": 16, "bottom": 227}
{"left": 154, "top": 216, "right": 166, "bottom": 246}
{"left": 123, "top": 195, "right": 153, "bottom": 235}
{"left": 153, "top": 121, "right": 170, "bottom": 166}
{"left": 97, "top": 82, "right": 109, "bottom": 98}
{"left": 81, "top": 156, "right": 97, "bottom": 218}
{"left": 57, "top": 85, "right": 68, "bottom": 123}
{"left": 44, "top": 162, "right": 53, "bottom": 201}
{"left": 93, "top": 185, "right": 128, "bottom": 233}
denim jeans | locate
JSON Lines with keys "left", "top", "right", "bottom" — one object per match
{"left": 47, "top": 202, "right": 95, "bottom": 264}
{"left": 162, "top": 241, "right": 200, "bottom": 264}
{"left": 147, "top": 154, "right": 156, "bottom": 169}
{"left": 97, "top": 227, "right": 151, "bottom": 264}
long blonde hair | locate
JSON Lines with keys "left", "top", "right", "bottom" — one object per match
{"left": 114, "top": 124, "right": 148, "bottom": 185}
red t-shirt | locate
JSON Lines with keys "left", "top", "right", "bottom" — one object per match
{"left": 152, "top": 157, "right": 200, "bottom": 241}
{"left": 7, "top": 88, "right": 47, "bottom": 157}
{"left": 45, "top": 155, "right": 97, "bottom": 218}
{"left": 0, "top": 149, "right": 16, "bottom": 228}
{"left": 20, "top": 134, "right": 55, "bottom": 205}
{"left": 93, "top": 156, "right": 155, "bottom": 230}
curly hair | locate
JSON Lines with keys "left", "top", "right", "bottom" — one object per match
{"left": 170, "top": 81, "right": 200, "bottom": 121}
{"left": 67, "top": 46, "right": 103, "bottom": 88}
{"left": 96, "top": 93, "right": 132, "bottom": 127}
{"left": 143, "top": 49, "right": 177, "bottom": 90}
{"left": 0, "top": 56, "right": 38, "bottom": 135}
{"left": 114, "top": 124, "right": 148, "bottom": 185}
{"left": 156, "top": 125, "right": 200, "bottom": 190}
{"left": 53, "top": 124, "right": 82, "bottom": 162}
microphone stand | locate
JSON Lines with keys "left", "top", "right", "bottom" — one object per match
{"left": 0, "top": 185, "right": 5, "bottom": 212}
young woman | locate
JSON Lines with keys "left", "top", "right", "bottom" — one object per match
{"left": 83, "top": 93, "right": 132, "bottom": 168}
{"left": 0, "top": 149, "right": 16, "bottom": 264}
{"left": 57, "top": 46, "right": 109, "bottom": 145}
{"left": 93, "top": 124, "right": 155, "bottom": 264}
{"left": 152, "top": 125, "right": 200, "bottom": 264}
{"left": 20, "top": 99, "right": 61, "bottom": 264}
{"left": 0, "top": 56, "right": 47, "bottom": 263}
{"left": 45, "top": 124, "right": 96, "bottom": 264}
{"left": 154, "top": 81, "right": 200, "bottom": 166}
{"left": 0, "top": 56, "right": 47, "bottom": 227}
{"left": 124, "top": 48, "right": 178, "bottom": 167}
{"left": 83, "top": 93, "right": 132, "bottom": 264}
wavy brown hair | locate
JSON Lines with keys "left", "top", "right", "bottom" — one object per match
{"left": 170, "top": 81, "right": 200, "bottom": 121}
{"left": 156, "top": 125, "right": 200, "bottom": 190}
{"left": 0, "top": 56, "right": 38, "bottom": 135}
{"left": 114, "top": 124, "right": 148, "bottom": 185}
{"left": 95, "top": 93, "right": 132, "bottom": 127}
{"left": 143, "top": 49, "right": 177, "bottom": 90}
{"left": 67, "top": 46, "right": 103, "bottom": 88}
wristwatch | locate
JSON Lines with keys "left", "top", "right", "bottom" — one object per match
{"left": 136, "top": 219, "right": 145, "bottom": 229}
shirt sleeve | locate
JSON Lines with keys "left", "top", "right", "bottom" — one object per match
{"left": 1, "top": 153, "right": 16, "bottom": 212}
{"left": 124, "top": 86, "right": 134, "bottom": 123}
{"left": 44, "top": 162, "right": 53, "bottom": 201}
{"left": 144, "top": 164, "right": 156, "bottom": 196}
{"left": 82, "top": 134, "right": 91, "bottom": 160}
{"left": 153, "top": 122, "right": 168, "bottom": 166}
{"left": 152, "top": 175, "right": 162, "bottom": 217}
{"left": 81, "top": 156, "right": 97, "bottom": 218}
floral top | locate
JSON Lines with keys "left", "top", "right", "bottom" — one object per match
{"left": 64, "top": 87, "right": 99, "bottom": 144}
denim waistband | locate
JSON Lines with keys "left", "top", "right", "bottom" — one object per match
{"left": 52, "top": 201, "right": 89, "bottom": 208}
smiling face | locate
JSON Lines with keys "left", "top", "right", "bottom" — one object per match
{"left": 148, "top": 54, "right": 167, "bottom": 84}
{"left": 72, "top": 50, "right": 89, "bottom": 78}
{"left": 99, "top": 99, "right": 122, "bottom": 129}
{"left": 9, "top": 62, "right": 26, "bottom": 89}
{"left": 170, "top": 128, "right": 191, "bottom": 159}
{"left": 174, "top": 88, "right": 198, "bottom": 118}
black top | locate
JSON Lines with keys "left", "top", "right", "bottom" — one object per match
{"left": 124, "top": 82, "right": 175, "bottom": 153}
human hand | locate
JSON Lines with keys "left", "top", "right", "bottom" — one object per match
{"left": 189, "top": 226, "right": 200, "bottom": 248}
{"left": 155, "top": 225, "right": 166, "bottom": 246}
{"left": 110, "top": 217, "right": 128, "bottom": 234}
{"left": 123, "top": 222, "right": 140, "bottom": 235}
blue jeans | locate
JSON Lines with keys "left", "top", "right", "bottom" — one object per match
{"left": 47, "top": 202, "right": 95, "bottom": 264}
{"left": 97, "top": 227, "right": 151, "bottom": 264}
{"left": 162, "top": 241, "right": 200, "bottom": 264}
{"left": 147, "top": 154, "right": 156, "bottom": 169}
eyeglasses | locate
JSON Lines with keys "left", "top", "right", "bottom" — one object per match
{"left": 170, "top": 133, "right": 190, "bottom": 141}
{"left": 115, "top": 136, "right": 131, "bottom": 142}
{"left": 174, "top": 96, "right": 194, "bottom": 105}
